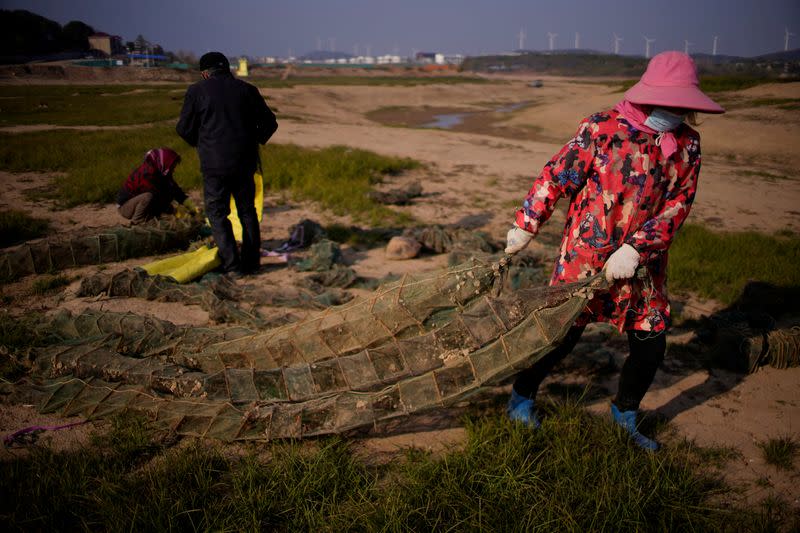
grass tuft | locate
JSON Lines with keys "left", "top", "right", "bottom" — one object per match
{"left": 757, "top": 435, "right": 799, "bottom": 471}
{"left": 0, "top": 209, "right": 50, "bottom": 248}
{"left": 30, "top": 274, "right": 70, "bottom": 295}
{"left": 668, "top": 224, "right": 800, "bottom": 305}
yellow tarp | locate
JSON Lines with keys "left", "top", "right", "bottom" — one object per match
{"left": 142, "top": 173, "right": 263, "bottom": 283}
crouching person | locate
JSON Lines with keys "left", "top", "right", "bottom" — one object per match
{"left": 117, "top": 147, "right": 196, "bottom": 224}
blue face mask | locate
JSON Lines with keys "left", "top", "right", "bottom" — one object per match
{"left": 644, "top": 107, "right": 685, "bottom": 132}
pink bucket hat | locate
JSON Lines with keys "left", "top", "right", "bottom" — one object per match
{"left": 624, "top": 51, "right": 725, "bottom": 114}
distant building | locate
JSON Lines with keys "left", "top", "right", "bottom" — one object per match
{"left": 414, "top": 51, "right": 463, "bottom": 65}
{"left": 88, "top": 32, "right": 123, "bottom": 56}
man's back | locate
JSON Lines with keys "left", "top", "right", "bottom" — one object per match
{"left": 177, "top": 72, "right": 277, "bottom": 176}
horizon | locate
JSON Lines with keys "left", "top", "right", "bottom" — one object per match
{"left": 3, "top": 0, "right": 799, "bottom": 59}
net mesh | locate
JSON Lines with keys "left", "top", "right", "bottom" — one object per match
{"left": 78, "top": 268, "right": 352, "bottom": 327}
{"left": 11, "top": 256, "right": 609, "bottom": 441}
{"left": 0, "top": 216, "right": 204, "bottom": 282}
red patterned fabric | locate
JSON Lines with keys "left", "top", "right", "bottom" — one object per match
{"left": 117, "top": 148, "right": 187, "bottom": 209}
{"left": 514, "top": 108, "right": 701, "bottom": 332}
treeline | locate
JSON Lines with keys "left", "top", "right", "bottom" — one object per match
{"left": 0, "top": 10, "right": 96, "bottom": 57}
{"left": 462, "top": 53, "right": 649, "bottom": 77}
{"left": 462, "top": 51, "right": 800, "bottom": 78}
{"left": 0, "top": 9, "right": 198, "bottom": 66}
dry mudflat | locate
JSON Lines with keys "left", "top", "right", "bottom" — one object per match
{"left": 1, "top": 72, "right": 799, "bottom": 509}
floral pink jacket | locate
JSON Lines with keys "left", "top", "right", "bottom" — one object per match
{"left": 515, "top": 109, "right": 701, "bottom": 332}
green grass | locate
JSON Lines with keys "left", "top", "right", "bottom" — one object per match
{"left": 30, "top": 274, "right": 70, "bottom": 295}
{"left": 746, "top": 97, "right": 800, "bottom": 109}
{"left": 323, "top": 223, "right": 399, "bottom": 248}
{"left": 5, "top": 401, "right": 774, "bottom": 531}
{"left": 0, "top": 209, "right": 50, "bottom": 247}
{"left": 263, "top": 143, "right": 420, "bottom": 225}
{"left": 0, "top": 130, "right": 420, "bottom": 223}
{"left": 0, "top": 126, "right": 201, "bottom": 206}
{"left": 734, "top": 169, "right": 792, "bottom": 182}
{"left": 0, "top": 84, "right": 186, "bottom": 126}
{"left": 253, "top": 76, "right": 493, "bottom": 89}
{"left": 668, "top": 224, "right": 800, "bottom": 305}
{"left": 757, "top": 435, "right": 799, "bottom": 471}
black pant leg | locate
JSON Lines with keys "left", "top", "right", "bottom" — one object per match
{"left": 204, "top": 175, "right": 239, "bottom": 272}
{"left": 512, "top": 325, "right": 586, "bottom": 399}
{"left": 230, "top": 174, "right": 260, "bottom": 273}
{"left": 614, "top": 330, "right": 666, "bottom": 412}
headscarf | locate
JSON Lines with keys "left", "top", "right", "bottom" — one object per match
{"left": 613, "top": 100, "right": 679, "bottom": 159}
{"left": 144, "top": 148, "right": 181, "bottom": 176}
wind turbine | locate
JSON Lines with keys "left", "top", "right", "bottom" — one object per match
{"left": 575, "top": 32, "right": 580, "bottom": 49}
{"left": 643, "top": 36, "right": 655, "bottom": 59}
{"left": 712, "top": 35, "right": 718, "bottom": 56}
{"left": 785, "top": 27, "right": 795, "bottom": 51}
{"left": 613, "top": 33, "right": 623, "bottom": 55}
{"left": 684, "top": 39, "right": 692, "bottom": 55}
{"left": 518, "top": 28, "right": 526, "bottom": 50}
{"left": 547, "top": 32, "right": 557, "bottom": 51}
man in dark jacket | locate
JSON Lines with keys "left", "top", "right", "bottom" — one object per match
{"left": 176, "top": 51, "right": 278, "bottom": 275}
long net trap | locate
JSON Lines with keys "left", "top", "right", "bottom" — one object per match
{"left": 5, "top": 256, "right": 618, "bottom": 441}
{"left": 0, "top": 216, "right": 204, "bottom": 283}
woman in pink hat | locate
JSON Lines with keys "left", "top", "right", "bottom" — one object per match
{"left": 503, "top": 51, "right": 724, "bottom": 450}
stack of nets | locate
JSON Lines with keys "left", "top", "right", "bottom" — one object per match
{"left": 698, "top": 281, "right": 800, "bottom": 373}
{"left": 10, "top": 256, "right": 611, "bottom": 441}
{"left": 0, "top": 216, "right": 204, "bottom": 282}
{"left": 78, "top": 268, "right": 352, "bottom": 327}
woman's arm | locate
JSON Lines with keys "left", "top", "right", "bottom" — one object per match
{"left": 514, "top": 117, "right": 596, "bottom": 236}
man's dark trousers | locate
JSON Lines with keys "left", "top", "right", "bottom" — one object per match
{"left": 204, "top": 173, "right": 260, "bottom": 274}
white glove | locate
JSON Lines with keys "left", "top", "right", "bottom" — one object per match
{"left": 604, "top": 243, "right": 640, "bottom": 283}
{"left": 504, "top": 225, "right": 535, "bottom": 254}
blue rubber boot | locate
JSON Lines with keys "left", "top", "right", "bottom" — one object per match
{"left": 611, "top": 403, "right": 659, "bottom": 451}
{"left": 507, "top": 389, "right": 541, "bottom": 429}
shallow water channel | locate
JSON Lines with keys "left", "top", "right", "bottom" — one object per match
{"left": 422, "top": 101, "right": 530, "bottom": 129}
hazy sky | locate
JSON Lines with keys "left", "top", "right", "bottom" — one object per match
{"left": 4, "top": 0, "right": 799, "bottom": 58}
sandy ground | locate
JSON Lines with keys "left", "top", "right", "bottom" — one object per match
{"left": 1, "top": 74, "right": 799, "bottom": 510}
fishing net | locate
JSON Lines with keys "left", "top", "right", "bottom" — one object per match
{"left": 694, "top": 281, "right": 800, "bottom": 373}
{"left": 402, "top": 225, "right": 497, "bottom": 255}
{"left": 77, "top": 268, "right": 352, "bottom": 327}
{"left": 367, "top": 181, "right": 423, "bottom": 205}
{"left": 8, "top": 255, "right": 614, "bottom": 441}
{"left": 0, "top": 216, "right": 204, "bottom": 283}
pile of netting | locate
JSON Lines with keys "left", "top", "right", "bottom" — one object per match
{"left": 694, "top": 281, "right": 800, "bottom": 373}
{"left": 0, "top": 216, "right": 204, "bottom": 282}
{"left": 6, "top": 256, "right": 611, "bottom": 441}
{"left": 78, "top": 268, "right": 353, "bottom": 328}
